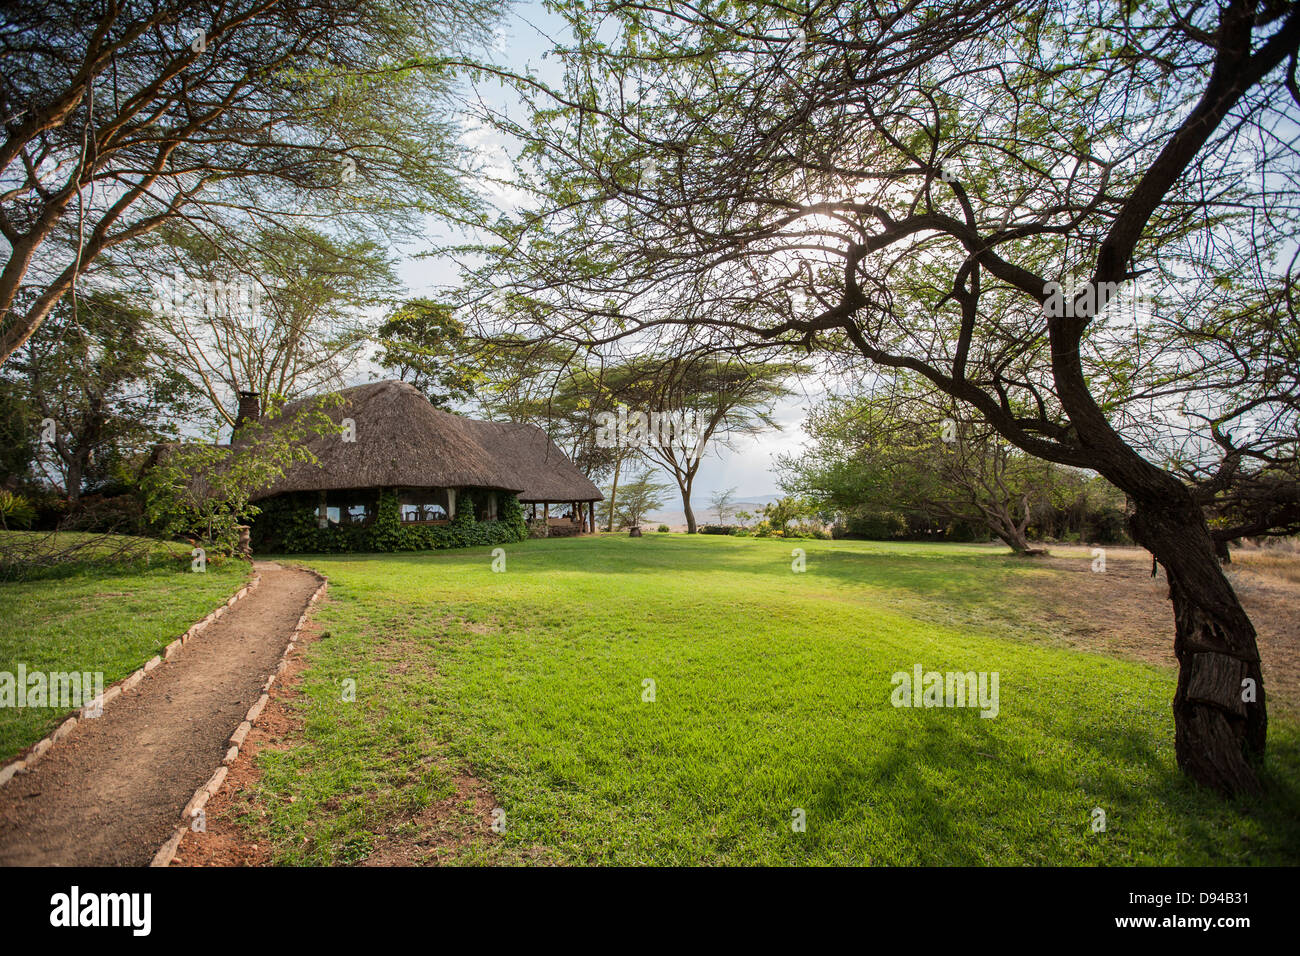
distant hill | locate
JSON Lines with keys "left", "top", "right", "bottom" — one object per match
{"left": 644, "top": 494, "right": 780, "bottom": 531}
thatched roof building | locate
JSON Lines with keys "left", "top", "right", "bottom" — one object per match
{"left": 246, "top": 380, "right": 601, "bottom": 536}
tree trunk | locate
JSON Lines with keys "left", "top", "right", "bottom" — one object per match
{"left": 982, "top": 497, "right": 1032, "bottom": 553}
{"left": 607, "top": 458, "right": 620, "bottom": 533}
{"left": 1040, "top": 300, "right": 1271, "bottom": 794}
{"left": 681, "top": 482, "right": 697, "bottom": 534}
{"left": 1129, "top": 492, "right": 1265, "bottom": 796}
{"left": 990, "top": 524, "right": 1031, "bottom": 553}
{"left": 65, "top": 452, "right": 84, "bottom": 506}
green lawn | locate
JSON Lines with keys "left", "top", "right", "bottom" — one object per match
{"left": 242, "top": 535, "right": 1300, "bottom": 865}
{"left": 0, "top": 538, "right": 249, "bottom": 760}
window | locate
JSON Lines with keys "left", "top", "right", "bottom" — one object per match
{"left": 401, "top": 503, "right": 447, "bottom": 523}
{"left": 321, "top": 503, "right": 371, "bottom": 526}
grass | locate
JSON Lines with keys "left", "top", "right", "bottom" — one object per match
{"left": 0, "top": 533, "right": 249, "bottom": 760}
{"left": 240, "top": 535, "right": 1299, "bottom": 866}
{"left": 0, "top": 529, "right": 199, "bottom": 582}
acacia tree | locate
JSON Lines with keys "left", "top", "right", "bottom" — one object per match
{"left": 7, "top": 288, "right": 199, "bottom": 503}
{"left": 600, "top": 465, "right": 671, "bottom": 529}
{"left": 779, "top": 389, "right": 1063, "bottom": 553}
{"left": 463, "top": 1, "right": 1300, "bottom": 794}
{"left": 0, "top": 0, "right": 498, "bottom": 365}
{"left": 709, "top": 485, "right": 738, "bottom": 524}
{"left": 629, "top": 357, "right": 796, "bottom": 533}
{"left": 144, "top": 223, "right": 394, "bottom": 424}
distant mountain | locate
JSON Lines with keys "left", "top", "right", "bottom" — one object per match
{"left": 643, "top": 493, "right": 781, "bottom": 530}
{"left": 731, "top": 495, "right": 780, "bottom": 509}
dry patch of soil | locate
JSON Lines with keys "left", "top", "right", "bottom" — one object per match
{"left": 1007, "top": 546, "right": 1300, "bottom": 711}
{"left": 358, "top": 772, "right": 502, "bottom": 866}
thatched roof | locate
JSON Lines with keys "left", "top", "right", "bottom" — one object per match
{"left": 461, "top": 418, "right": 602, "bottom": 504}
{"left": 250, "top": 380, "right": 601, "bottom": 503}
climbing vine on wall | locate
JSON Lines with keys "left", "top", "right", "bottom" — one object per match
{"left": 250, "top": 490, "right": 527, "bottom": 553}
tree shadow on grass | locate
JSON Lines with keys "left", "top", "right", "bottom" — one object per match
{"left": 787, "top": 708, "right": 1300, "bottom": 865}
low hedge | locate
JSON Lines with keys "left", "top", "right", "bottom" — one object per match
{"left": 251, "top": 489, "right": 527, "bottom": 553}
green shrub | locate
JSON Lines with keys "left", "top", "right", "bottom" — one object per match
{"left": 838, "top": 510, "right": 908, "bottom": 540}
{"left": 1088, "top": 507, "right": 1130, "bottom": 544}
{"left": 251, "top": 490, "right": 527, "bottom": 553}
{"left": 0, "top": 491, "right": 36, "bottom": 530}
{"left": 699, "top": 524, "right": 736, "bottom": 535}
{"left": 657, "top": 524, "right": 670, "bottom": 532}
{"left": 943, "top": 519, "right": 986, "bottom": 542}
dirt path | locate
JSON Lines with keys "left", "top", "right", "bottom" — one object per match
{"left": 0, "top": 566, "right": 319, "bottom": 866}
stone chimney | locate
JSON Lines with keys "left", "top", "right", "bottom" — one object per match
{"left": 234, "top": 390, "right": 261, "bottom": 432}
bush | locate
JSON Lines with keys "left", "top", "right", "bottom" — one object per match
{"left": 699, "top": 524, "right": 736, "bottom": 535}
{"left": 657, "top": 524, "right": 670, "bottom": 532}
{"left": 1087, "top": 507, "right": 1130, "bottom": 544}
{"left": 837, "top": 511, "right": 907, "bottom": 539}
{"left": 790, "top": 522, "right": 830, "bottom": 540}
{"left": 251, "top": 490, "right": 527, "bottom": 553}
{"left": 0, "top": 490, "right": 36, "bottom": 530}
{"left": 65, "top": 493, "right": 145, "bottom": 535}
{"left": 943, "top": 520, "right": 986, "bottom": 542}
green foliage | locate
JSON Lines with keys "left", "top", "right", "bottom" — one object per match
{"left": 780, "top": 387, "right": 1131, "bottom": 545}
{"left": 760, "top": 496, "right": 813, "bottom": 532}
{"left": 374, "top": 299, "right": 482, "bottom": 409}
{"left": 602, "top": 466, "right": 672, "bottom": 528}
{"left": 837, "top": 510, "right": 910, "bottom": 541}
{"left": 0, "top": 491, "right": 36, "bottom": 530}
{"left": 253, "top": 490, "right": 526, "bottom": 553}
{"left": 141, "top": 396, "right": 340, "bottom": 553}
{"left": 5, "top": 289, "right": 200, "bottom": 500}
{"left": 0, "top": 379, "right": 36, "bottom": 486}
{"left": 656, "top": 524, "right": 670, "bottom": 533}
{"left": 1088, "top": 507, "right": 1130, "bottom": 544}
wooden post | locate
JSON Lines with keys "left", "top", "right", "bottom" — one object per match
{"left": 317, "top": 490, "right": 328, "bottom": 528}
{"left": 447, "top": 487, "right": 456, "bottom": 519}
{"left": 542, "top": 501, "right": 549, "bottom": 537}
{"left": 590, "top": 501, "right": 595, "bottom": 534}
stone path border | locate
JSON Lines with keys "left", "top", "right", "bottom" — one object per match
{"left": 0, "top": 570, "right": 263, "bottom": 790}
{"left": 150, "top": 569, "right": 327, "bottom": 867}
